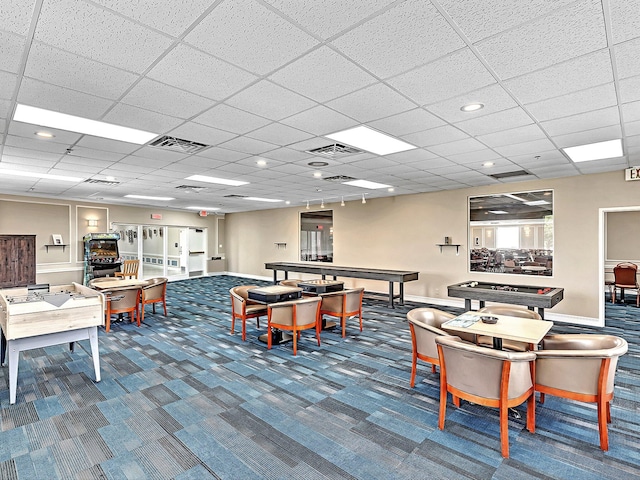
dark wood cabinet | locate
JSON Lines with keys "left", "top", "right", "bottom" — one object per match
{"left": 0, "top": 235, "right": 36, "bottom": 288}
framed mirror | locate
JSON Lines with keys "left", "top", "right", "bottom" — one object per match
{"left": 300, "top": 210, "right": 333, "bottom": 262}
{"left": 469, "top": 190, "right": 553, "bottom": 276}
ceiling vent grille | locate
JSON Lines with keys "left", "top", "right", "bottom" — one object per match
{"left": 176, "top": 185, "right": 206, "bottom": 192}
{"left": 84, "top": 179, "right": 120, "bottom": 186}
{"left": 489, "top": 170, "right": 532, "bottom": 180}
{"left": 149, "top": 135, "right": 210, "bottom": 154}
{"left": 324, "top": 175, "right": 356, "bottom": 183}
{"left": 306, "top": 143, "right": 362, "bottom": 158}
{"left": 223, "top": 194, "right": 247, "bottom": 198}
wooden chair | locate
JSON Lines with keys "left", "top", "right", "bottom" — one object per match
{"left": 229, "top": 286, "right": 268, "bottom": 341}
{"left": 535, "top": 334, "right": 628, "bottom": 451}
{"left": 435, "top": 335, "right": 536, "bottom": 458}
{"left": 266, "top": 297, "right": 322, "bottom": 355}
{"left": 319, "top": 287, "right": 364, "bottom": 338}
{"left": 105, "top": 286, "right": 140, "bottom": 332}
{"left": 612, "top": 262, "right": 639, "bottom": 306}
{"left": 140, "top": 277, "right": 168, "bottom": 324}
{"left": 115, "top": 259, "right": 140, "bottom": 279}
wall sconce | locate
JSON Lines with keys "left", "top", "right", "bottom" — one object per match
{"left": 341, "top": 196, "right": 345, "bottom": 207}
{"left": 87, "top": 219, "right": 98, "bottom": 227}
{"left": 320, "top": 199, "right": 325, "bottom": 208}
{"left": 362, "top": 194, "right": 366, "bottom": 204}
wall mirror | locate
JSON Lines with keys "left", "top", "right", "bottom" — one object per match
{"left": 469, "top": 190, "right": 553, "bottom": 276}
{"left": 300, "top": 210, "right": 333, "bottom": 262}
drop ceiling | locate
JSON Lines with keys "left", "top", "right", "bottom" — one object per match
{"left": 0, "top": 0, "right": 638, "bottom": 213}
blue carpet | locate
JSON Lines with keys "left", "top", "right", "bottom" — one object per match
{"left": 0, "top": 276, "right": 638, "bottom": 479}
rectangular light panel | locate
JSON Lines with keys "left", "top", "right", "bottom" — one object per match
{"left": 0, "top": 168, "right": 84, "bottom": 182}
{"left": 125, "top": 194, "right": 175, "bottom": 201}
{"left": 186, "top": 174, "right": 249, "bottom": 186}
{"left": 13, "top": 104, "right": 158, "bottom": 144}
{"left": 244, "top": 197, "right": 283, "bottom": 203}
{"left": 343, "top": 179, "right": 391, "bottom": 189}
{"left": 326, "top": 125, "right": 416, "bottom": 155}
{"left": 187, "top": 206, "right": 221, "bottom": 211}
{"left": 563, "top": 139, "right": 623, "bottom": 163}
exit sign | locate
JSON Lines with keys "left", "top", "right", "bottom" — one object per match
{"left": 151, "top": 213, "right": 163, "bottom": 220}
{"left": 625, "top": 167, "right": 640, "bottom": 181}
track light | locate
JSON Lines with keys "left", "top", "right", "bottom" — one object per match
{"left": 362, "top": 194, "right": 366, "bottom": 204}
{"left": 341, "top": 196, "right": 345, "bottom": 207}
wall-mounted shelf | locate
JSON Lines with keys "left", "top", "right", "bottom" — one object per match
{"left": 44, "top": 244, "right": 68, "bottom": 252}
{"left": 275, "top": 242, "right": 287, "bottom": 249}
{"left": 437, "top": 244, "right": 461, "bottom": 254}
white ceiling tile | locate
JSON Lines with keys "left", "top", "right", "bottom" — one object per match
{"left": 448, "top": 149, "right": 503, "bottom": 165}
{"left": 269, "top": 46, "right": 376, "bottom": 103}
{"left": 17, "top": 77, "right": 114, "bottom": 119}
{"left": 332, "top": 0, "right": 464, "bottom": 78}
{"left": 622, "top": 100, "right": 640, "bottom": 123}
{"left": 438, "top": 0, "right": 576, "bottom": 42}
{"left": 147, "top": 44, "right": 258, "bottom": 101}
{"left": 226, "top": 81, "right": 316, "bottom": 121}
{"left": 368, "top": 108, "right": 445, "bottom": 137}
{"left": 526, "top": 83, "right": 618, "bottom": 122}
{"left": 263, "top": 0, "right": 395, "bottom": 39}
{"left": 102, "top": 103, "right": 183, "bottom": 134}
{"left": 553, "top": 125, "right": 623, "bottom": 148}
{"left": 427, "top": 84, "right": 519, "bottom": 123}
{"left": 504, "top": 49, "right": 613, "bottom": 104}
{"left": 493, "top": 138, "right": 557, "bottom": 157}
{"left": 193, "top": 104, "right": 271, "bottom": 135}
{"left": 326, "top": 83, "right": 416, "bottom": 123}
{"left": 66, "top": 146, "right": 124, "bottom": 162}
{"left": 612, "top": 38, "right": 640, "bottom": 79}
{"left": 168, "top": 122, "right": 237, "bottom": 146}
{"left": 388, "top": 48, "right": 496, "bottom": 106}
{"left": 264, "top": 148, "right": 312, "bottom": 163}
{"left": 246, "top": 123, "right": 313, "bottom": 146}
{"left": 194, "top": 147, "right": 249, "bottom": 162}
{"left": 527, "top": 164, "right": 581, "bottom": 178}
{"left": 218, "top": 136, "right": 280, "bottom": 156}
{"left": 625, "top": 119, "right": 640, "bottom": 137}
{"left": 8, "top": 122, "right": 83, "bottom": 145}
{"left": 2, "top": 152, "right": 59, "bottom": 166}
{"left": 280, "top": 105, "right": 358, "bottom": 136}
{"left": 174, "top": 155, "right": 227, "bottom": 170}
{"left": 609, "top": 0, "right": 640, "bottom": 44}
{"left": 121, "top": 78, "right": 216, "bottom": 119}
{"left": 626, "top": 135, "right": 640, "bottom": 148}
{"left": 0, "top": 0, "right": 36, "bottom": 35}
{"left": 184, "top": 1, "right": 317, "bottom": 75}
{"left": 541, "top": 106, "right": 621, "bottom": 136}
{"left": 346, "top": 157, "right": 400, "bottom": 170}
{"left": 0, "top": 99, "right": 10, "bottom": 118}
{"left": 466, "top": 158, "right": 517, "bottom": 171}
{"left": 476, "top": 0, "right": 606, "bottom": 80}
{"left": 619, "top": 75, "right": 640, "bottom": 104}
{"left": 575, "top": 157, "right": 628, "bottom": 174}
{"left": 4, "top": 137, "right": 69, "bottom": 156}
{"left": 0, "top": 31, "right": 26, "bottom": 74}
{"left": 508, "top": 149, "right": 569, "bottom": 167}
{"left": 428, "top": 137, "right": 487, "bottom": 157}
{"left": 75, "top": 136, "right": 141, "bottom": 154}
{"left": 92, "top": 0, "right": 214, "bottom": 37}
{"left": 25, "top": 42, "right": 140, "bottom": 100}
{"left": 34, "top": 0, "right": 173, "bottom": 73}
{"left": 402, "top": 125, "right": 469, "bottom": 148}
{"left": 455, "top": 107, "right": 534, "bottom": 136}
{"left": 478, "top": 124, "right": 547, "bottom": 148}
{"left": 0, "top": 71, "right": 18, "bottom": 100}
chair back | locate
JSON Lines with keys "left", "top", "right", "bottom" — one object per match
{"left": 613, "top": 263, "right": 638, "bottom": 287}
{"left": 109, "top": 287, "right": 140, "bottom": 313}
{"left": 407, "top": 308, "right": 454, "bottom": 360}
{"left": 478, "top": 305, "right": 541, "bottom": 320}
{"left": 142, "top": 277, "right": 167, "bottom": 302}
{"left": 321, "top": 288, "right": 364, "bottom": 314}
{"left": 269, "top": 297, "right": 321, "bottom": 328}
{"left": 230, "top": 285, "right": 256, "bottom": 306}
{"left": 117, "top": 259, "right": 140, "bottom": 279}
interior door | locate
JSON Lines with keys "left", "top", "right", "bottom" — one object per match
{"left": 187, "top": 228, "right": 206, "bottom": 276}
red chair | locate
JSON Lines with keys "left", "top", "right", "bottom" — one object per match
{"left": 612, "top": 262, "right": 639, "bottom": 306}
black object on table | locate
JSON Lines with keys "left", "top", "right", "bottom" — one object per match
{"left": 248, "top": 285, "right": 303, "bottom": 345}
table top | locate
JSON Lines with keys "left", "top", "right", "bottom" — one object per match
{"left": 442, "top": 312, "right": 553, "bottom": 345}
{"left": 297, "top": 279, "right": 343, "bottom": 286}
{"left": 521, "top": 265, "right": 547, "bottom": 272}
{"left": 249, "top": 285, "right": 302, "bottom": 295}
{"left": 90, "top": 279, "right": 148, "bottom": 290}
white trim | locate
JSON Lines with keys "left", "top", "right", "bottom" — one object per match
{"left": 37, "top": 266, "right": 84, "bottom": 273}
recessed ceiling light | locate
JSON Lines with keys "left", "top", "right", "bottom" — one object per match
{"left": 0, "top": 168, "right": 83, "bottom": 182}
{"left": 460, "top": 103, "right": 484, "bottom": 112}
{"left": 14, "top": 104, "right": 158, "bottom": 144}
{"left": 313, "top": 172, "right": 322, "bottom": 178}
{"left": 563, "top": 139, "right": 623, "bottom": 162}
{"left": 285, "top": 200, "right": 290, "bottom": 205}
{"left": 524, "top": 200, "right": 550, "bottom": 206}
{"left": 489, "top": 210, "right": 508, "bottom": 214}
{"left": 186, "top": 174, "right": 249, "bottom": 186}
{"left": 326, "top": 125, "right": 416, "bottom": 156}
{"left": 244, "top": 197, "right": 283, "bottom": 203}
{"left": 186, "top": 206, "right": 220, "bottom": 211}
{"left": 387, "top": 187, "right": 395, "bottom": 192}
{"left": 483, "top": 162, "right": 494, "bottom": 167}
{"left": 35, "top": 131, "right": 55, "bottom": 138}
{"left": 256, "top": 159, "right": 267, "bottom": 167}
{"left": 125, "top": 194, "right": 175, "bottom": 201}
{"left": 343, "top": 179, "right": 391, "bottom": 189}
{"left": 308, "top": 161, "right": 329, "bottom": 167}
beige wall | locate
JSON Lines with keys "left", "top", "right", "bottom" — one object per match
{"left": 225, "top": 171, "right": 640, "bottom": 322}
{"left": 607, "top": 211, "right": 640, "bottom": 262}
{"left": 0, "top": 194, "right": 219, "bottom": 285}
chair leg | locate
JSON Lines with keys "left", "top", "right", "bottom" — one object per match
{"left": 241, "top": 318, "right": 246, "bottom": 341}
{"left": 597, "top": 395, "right": 609, "bottom": 451}
{"left": 539, "top": 392, "right": 545, "bottom": 404}
{"left": 163, "top": 300, "right": 167, "bottom": 316}
{"left": 527, "top": 392, "right": 535, "bottom": 433}
{"left": 152, "top": 304, "right": 156, "bottom": 314}
{"left": 410, "top": 353, "right": 417, "bottom": 388}
{"left": 359, "top": 311, "right": 363, "bottom": 332}
{"left": 500, "top": 402, "right": 509, "bottom": 458}
{"left": 230, "top": 316, "right": 236, "bottom": 335}
{"left": 431, "top": 364, "right": 437, "bottom": 374}
{"left": 292, "top": 330, "right": 297, "bottom": 356}
{"left": 606, "top": 401, "right": 611, "bottom": 423}
{"left": 438, "top": 385, "right": 447, "bottom": 430}
{"left": 453, "top": 396, "right": 460, "bottom": 407}
{"left": 342, "top": 314, "right": 347, "bottom": 338}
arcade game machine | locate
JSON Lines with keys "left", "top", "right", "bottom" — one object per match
{"left": 83, "top": 232, "right": 122, "bottom": 285}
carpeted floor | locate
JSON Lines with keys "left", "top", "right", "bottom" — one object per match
{"left": 0, "top": 275, "right": 638, "bottom": 479}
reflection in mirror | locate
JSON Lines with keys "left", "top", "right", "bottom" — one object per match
{"left": 469, "top": 190, "right": 553, "bottom": 276}
{"left": 300, "top": 210, "right": 333, "bottom": 262}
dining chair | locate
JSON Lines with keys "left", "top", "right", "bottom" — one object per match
{"left": 140, "top": 277, "right": 168, "bottom": 324}
{"left": 105, "top": 286, "right": 141, "bottom": 332}
{"left": 535, "top": 334, "right": 628, "bottom": 451}
{"left": 229, "top": 285, "right": 268, "bottom": 341}
{"left": 477, "top": 305, "right": 542, "bottom": 351}
{"left": 115, "top": 259, "right": 140, "bottom": 279}
{"left": 612, "top": 262, "right": 639, "bottom": 306}
{"left": 266, "top": 297, "right": 322, "bottom": 355}
{"left": 319, "top": 287, "right": 364, "bottom": 337}
{"left": 406, "top": 308, "right": 476, "bottom": 387}
{"left": 435, "top": 335, "right": 536, "bottom": 458}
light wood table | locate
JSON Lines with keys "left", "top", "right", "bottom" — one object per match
{"left": 90, "top": 279, "right": 148, "bottom": 290}
{"left": 442, "top": 312, "right": 553, "bottom": 350}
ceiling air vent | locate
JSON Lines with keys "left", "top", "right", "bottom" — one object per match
{"left": 84, "top": 179, "right": 120, "bottom": 186}
{"left": 324, "top": 175, "right": 356, "bottom": 183}
{"left": 306, "top": 143, "right": 362, "bottom": 158}
{"left": 489, "top": 170, "right": 532, "bottom": 180}
{"left": 149, "top": 135, "right": 210, "bottom": 154}
{"left": 223, "top": 194, "right": 247, "bottom": 198}
{"left": 176, "top": 185, "right": 206, "bottom": 193}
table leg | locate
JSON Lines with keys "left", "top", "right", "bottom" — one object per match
{"left": 88, "top": 326, "right": 101, "bottom": 382}
{"left": 538, "top": 308, "right": 545, "bottom": 320}
{"left": 9, "top": 340, "right": 18, "bottom": 404}
{"left": 399, "top": 282, "right": 405, "bottom": 306}
{"left": 493, "top": 337, "right": 503, "bottom": 350}
{"left": 1, "top": 329, "right": 5, "bottom": 366}
{"left": 259, "top": 329, "right": 293, "bottom": 345}
{"left": 388, "top": 281, "right": 394, "bottom": 308}
{"left": 465, "top": 299, "right": 471, "bottom": 311}
{"left": 479, "top": 300, "right": 485, "bottom": 308}
{"left": 273, "top": 271, "right": 278, "bottom": 284}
